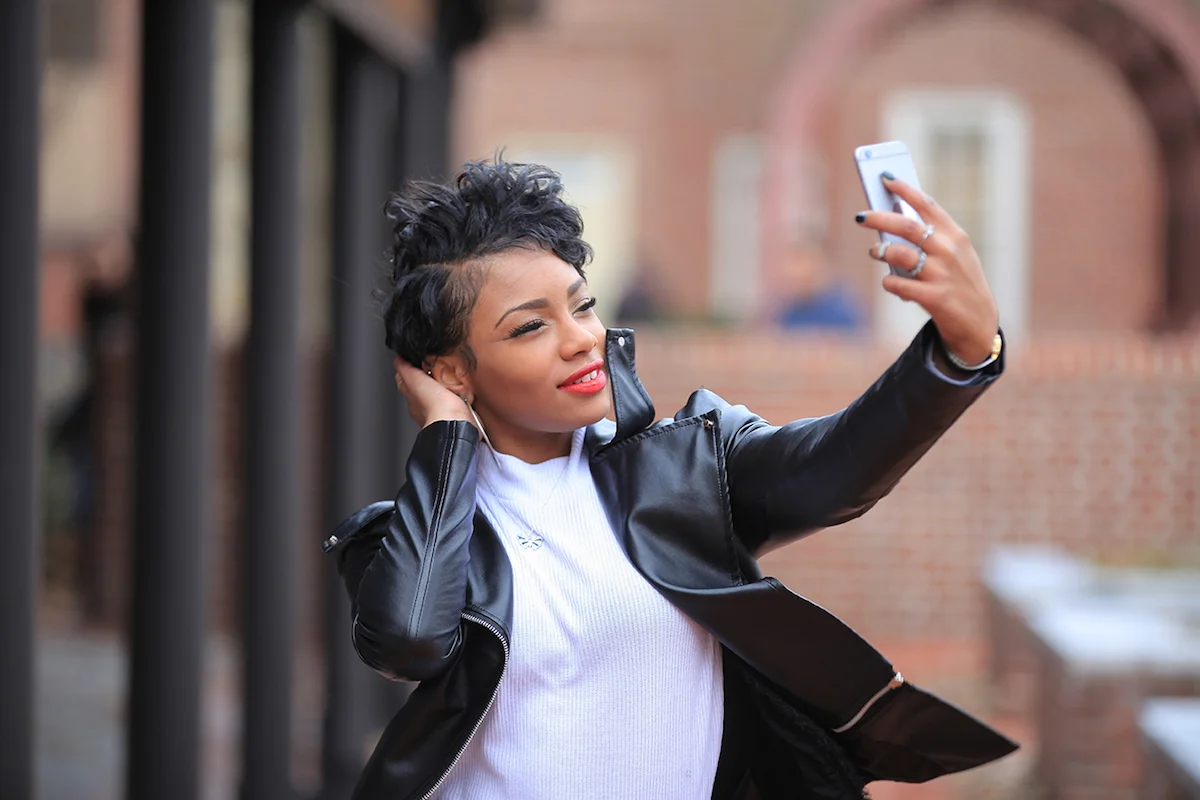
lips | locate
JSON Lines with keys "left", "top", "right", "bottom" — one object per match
{"left": 558, "top": 359, "right": 607, "bottom": 395}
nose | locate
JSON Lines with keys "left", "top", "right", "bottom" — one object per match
{"left": 561, "top": 316, "right": 598, "bottom": 360}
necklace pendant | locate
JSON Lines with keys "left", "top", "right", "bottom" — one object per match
{"left": 518, "top": 532, "right": 544, "bottom": 551}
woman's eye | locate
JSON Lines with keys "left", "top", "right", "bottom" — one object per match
{"left": 576, "top": 297, "right": 597, "bottom": 314}
{"left": 509, "top": 320, "right": 545, "bottom": 338}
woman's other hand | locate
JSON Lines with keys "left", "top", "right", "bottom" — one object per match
{"left": 393, "top": 357, "right": 476, "bottom": 430}
{"left": 856, "top": 176, "right": 1000, "bottom": 365}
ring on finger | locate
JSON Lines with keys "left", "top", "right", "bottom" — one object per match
{"left": 900, "top": 250, "right": 928, "bottom": 278}
{"left": 876, "top": 241, "right": 892, "bottom": 260}
{"left": 919, "top": 223, "right": 936, "bottom": 243}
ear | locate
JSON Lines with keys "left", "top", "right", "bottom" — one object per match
{"left": 427, "top": 354, "right": 473, "bottom": 403}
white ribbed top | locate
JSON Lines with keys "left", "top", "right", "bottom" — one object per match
{"left": 435, "top": 428, "right": 725, "bottom": 799}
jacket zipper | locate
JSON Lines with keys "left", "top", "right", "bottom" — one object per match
{"left": 418, "top": 611, "right": 510, "bottom": 800}
{"left": 831, "top": 671, "right": 904, "bottom": 734}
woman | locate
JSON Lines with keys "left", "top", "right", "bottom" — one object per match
{"left": 324, "top": 159, "right": 1017, "bottom": 799}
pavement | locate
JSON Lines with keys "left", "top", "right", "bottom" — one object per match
{"left": 34, "top": 629, "right": 332, "bottom": 800}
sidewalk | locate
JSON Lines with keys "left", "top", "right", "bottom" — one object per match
{"left": 36, "top": 630, "right": 242, "bottom": 800}
{"left": 35, "top": 629, "right": 329, "bottom": 800}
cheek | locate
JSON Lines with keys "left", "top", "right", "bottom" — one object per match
{"left": 476, "top": 346, "right": 556, "bottom": 400}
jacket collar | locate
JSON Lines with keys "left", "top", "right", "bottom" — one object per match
{"left": 585, "top": 327, "right": 655, "bottom": 454}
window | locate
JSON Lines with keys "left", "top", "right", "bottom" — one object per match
{"left": 709, "top": 134, "right": 764, "bottom": 321}
{"left": 506, "top": 140, "right": 636, "bottom": 317}
{"left": 880, "top": 90, "right": 1031, "bottom": 342}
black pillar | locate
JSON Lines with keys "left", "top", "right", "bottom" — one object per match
{"left": 0, "top": 0, "right": 41, "bottom": 796}
{"left": 242, "top": 1, "right": 303, "bottom": 798}
{"left": 386, "top": 29, "right": 455, "bottom": 468}
{"left": 401, "top": 45, "right": 453, "bottom": 185}
{"left": 126, "top": 2, "right": 216, "bottom": 799}
{"left": 383, "top": 22, "right": 455, "bottom": 481}
{"left": 321, "top": 28, "right": 395, "bottom": 800}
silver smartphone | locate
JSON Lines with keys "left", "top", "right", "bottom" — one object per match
{"left": 854, "top": 141, "right": 926, "bottom": 278}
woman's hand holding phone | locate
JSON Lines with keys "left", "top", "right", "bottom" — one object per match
{"left": 855, "top": 176, "right": 1000, "bottom": 366}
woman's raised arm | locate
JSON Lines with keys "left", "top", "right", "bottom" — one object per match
{"left": 725, "top": 179, "right": 1004, "bottom": 555}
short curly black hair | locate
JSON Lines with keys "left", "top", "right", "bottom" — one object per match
{"left": 381, "top": 158, "right": 593, "bottom": 371}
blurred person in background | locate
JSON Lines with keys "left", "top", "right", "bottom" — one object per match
{"left": 613, "top": 250, "right": 665, "bottom": 325}
{"left": 775, "top": 238, "right": 865, "bottom": 332}
{"left": 323, "top": 159, "right": 1015, "bottom": 799}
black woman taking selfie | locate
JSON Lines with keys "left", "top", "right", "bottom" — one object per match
{"left": 323, "top": 158, "right": 1017, "bottom": 800}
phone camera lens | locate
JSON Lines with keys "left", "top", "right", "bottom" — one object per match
{"left": 864, "top": 149, "right": 873, "bottom": 158}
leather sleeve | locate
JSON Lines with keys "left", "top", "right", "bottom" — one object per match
{"left": 723, "top": 321, "right": 1003, "bottom": 556}
{"left": 334, "top": 420, "right": 480, "bottom": 682}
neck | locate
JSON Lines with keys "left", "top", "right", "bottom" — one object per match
{"left": 479, "top": 417, "right": 575, "bottom": 464}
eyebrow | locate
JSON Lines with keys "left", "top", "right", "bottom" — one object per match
{"left": 494, "top": 277, "right": 587, "bottom": 329}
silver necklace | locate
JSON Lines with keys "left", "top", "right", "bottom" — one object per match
{"left": 468, "top": 402, "right": 575, "bottom": 551}
{"left": 476, "top": 438, "right": 573, "bottom": 552}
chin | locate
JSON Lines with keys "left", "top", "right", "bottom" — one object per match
{"left": 566, "top": 394, "right": 612, "bottom": 429}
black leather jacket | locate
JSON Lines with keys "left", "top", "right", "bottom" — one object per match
{"left": 324, "top": 322, "right": 1018, "bottom": 799}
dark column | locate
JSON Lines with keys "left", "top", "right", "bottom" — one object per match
{"left": 0, "top": 0, "right": 41, "bottom": 797}
{"left": 241, "top": 1, "right": 303, "bottom": 798}
{"left": 126, "top": 2, "right": 216, "bottom": 799}
{"left": 401, "top": 47, "right": 453, "bottom": 184}
{"left": 321, "top": 28, "right": 395, "bottom": 800}
{"left": 1162, "top": 140, "right": 1200, "bottom": 329}
{"left": 379, "top": 0, "right": 472, "bottom": 505}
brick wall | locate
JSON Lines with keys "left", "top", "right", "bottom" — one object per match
{"left": 825, "top": 3, "right": 1162, "bottom": 334}
{"left": 456, "top": 1, "right": 1172, "bottom": 331}
{"left": 632, "top": 326, "right": 1200, "bottom": 641}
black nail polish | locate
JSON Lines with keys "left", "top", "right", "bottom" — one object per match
{"left": 855, "top": 212, "right": 867, "bottom": 223}
{"left": 881, "top": 171, "right": 895, "bottom": 181}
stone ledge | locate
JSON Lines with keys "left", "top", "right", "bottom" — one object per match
{"left": 1140, "top": 699, "right": 1200, "bottom": 799}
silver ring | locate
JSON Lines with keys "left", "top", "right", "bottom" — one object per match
{"left": 902, "top": 250, "right": 928, "bottom": 278}
{"left": 876, "top": 241, "right": 892, "bottom": 260}
{"left": 919, "top": 223, "right": 935, "bottom": 243}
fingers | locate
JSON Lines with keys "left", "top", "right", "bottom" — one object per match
{"left": 393, "top": 358, "right": 429, "bottom": 395}
{"left": 869, "top": 240, "right": 934, "bottom": 278}
{"left": 879, "top": 176, "right": 964, "bottom": 239}
{"left": 857, "top": 210, "right": 954, "bottom": 257}
{"left": 881, "top": 273, "right": 941, "bottom": 307}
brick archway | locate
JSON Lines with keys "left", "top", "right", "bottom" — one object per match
{"left": 762, "top": 0, "right": 1200, "bottom": 331}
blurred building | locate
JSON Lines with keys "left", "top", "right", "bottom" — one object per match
{"left": 29, "top": 0, "right": 1200, "bottom": 798}
{"left": 449, "top": 2, "right": 1200, "bottom": 795}
{"left": 448, "top": 0, "right": 1200, "bottom": 627}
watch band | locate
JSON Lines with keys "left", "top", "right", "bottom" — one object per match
{"left": 944, "top": 332, "right": 1003, "bottom": 371}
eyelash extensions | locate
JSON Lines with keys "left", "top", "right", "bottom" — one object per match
{"left": 507, "top": 297, "right": 598, "bottom": 339}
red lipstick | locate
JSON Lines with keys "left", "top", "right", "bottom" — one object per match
{"left": 558, "top": 359, "right": 607, "bottom": 395}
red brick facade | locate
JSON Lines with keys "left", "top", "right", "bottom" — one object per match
{"left": 457, "top": 0, "right": 1200, "bottom": 330}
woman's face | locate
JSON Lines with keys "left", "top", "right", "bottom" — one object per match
{"left": 453, "top": 248, "right": 611, "bottom": 455}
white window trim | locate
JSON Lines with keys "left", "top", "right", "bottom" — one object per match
{"left": 709, "top": 133, "right": 763, "bottom": 321}
{"left": 880, "top": 89, "right": 1031, "bottom": 343}
{"left": 504, "top": 137, "right": 637, "bottom": 316}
